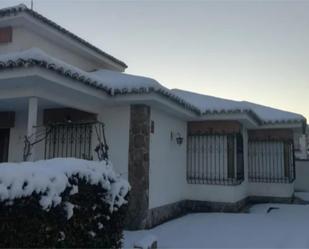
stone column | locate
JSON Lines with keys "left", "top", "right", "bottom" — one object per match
{"left": 126, "top": 104, "right": 150, "bottom": 230}
{"left": 26, "top": 97, "right": 38, "bottom": 161}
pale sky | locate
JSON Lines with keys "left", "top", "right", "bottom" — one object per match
{"left": 1, "top": 0, "right": 309, "bottom": 119}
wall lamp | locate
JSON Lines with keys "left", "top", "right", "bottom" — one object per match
{"left": 171, "top": 132, "right": 184, "bottom": 146}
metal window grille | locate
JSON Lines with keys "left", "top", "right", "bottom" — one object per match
{"left": 44, "top": 122, "right": 93, "bottom": 160}
{"left": 248, "top": 140, "right": 295, "bottom": 183}
{"left": 187, "top": 133, "right": 244, "bottom": 185}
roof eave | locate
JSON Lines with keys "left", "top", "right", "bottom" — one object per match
{"left": 0, "top": 57, "right": 200, "bottom": 115}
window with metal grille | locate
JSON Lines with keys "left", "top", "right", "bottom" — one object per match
{"left": 248, "top": 140, "right": 295, "bottom": 183}
{"left": 187, "top": 133, "right": 244, "bottom": 185}
{"left": 45, "top": 122, "right": 93, "bottom": 160}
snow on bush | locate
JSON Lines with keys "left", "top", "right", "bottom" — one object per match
{"left": 0, "top": 158, "right": 130, "bottom": 248}
{"left": 0, "top": 158, "right": 129, "bottom": 216}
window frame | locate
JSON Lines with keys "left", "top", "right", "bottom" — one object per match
{"left": 248, "top": 139, "right": 295, "bottom": 183}
{"left": 186, "top": 132, "right": 244, "bottom": 185}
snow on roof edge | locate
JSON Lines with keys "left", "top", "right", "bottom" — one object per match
{"left": 0, "top": 49, "right": 304, "bottom": 126}
{"left": 0, "top": 48, "right": 201, "bottom": 115}
{"left": 172, "top": 89, "right": 306, "bottom": 125}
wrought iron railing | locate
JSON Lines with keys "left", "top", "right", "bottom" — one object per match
{"left": 45, "top": 122, "right": 93, "bottom": 160}
{"left": 248, "top": 140, "right": 295, "bottom": 183}
{"left": 23, "top": 121, "right": 108, "bottom": 162}
{"left": 187, "top": 133, "right": 244, "bottom": 185}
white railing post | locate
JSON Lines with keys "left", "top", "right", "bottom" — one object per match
{"left": 27, "top": 97, "right": 38, "bottom": 161}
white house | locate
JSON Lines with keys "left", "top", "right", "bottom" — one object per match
{"left": 0, "top": 4, "right": 307, "bottom": 229}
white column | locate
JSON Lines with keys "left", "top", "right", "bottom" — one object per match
{"left": 27, "top": 97, "right": 38, "bottom": 161}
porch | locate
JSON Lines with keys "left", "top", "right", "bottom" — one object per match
{"left": 0, "top": 58, "right": 124, "bottom": 163}
{"left": 0, "top": 97, "right": 108, "bottom": 163}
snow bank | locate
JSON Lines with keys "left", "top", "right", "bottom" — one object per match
{"left": 0, "top": 158, "right": 130, "bottom": 213}
{"left": 133, "top": 234, "right": 157, "bottom": 249}
{"left": 295, "top": 192, "right": 309, "bottom": 201}
{"left": 124, "top": 204, "right": 309, "bottom": 248}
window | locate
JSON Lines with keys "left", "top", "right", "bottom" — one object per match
{"left": 187, "top": 133, "right": 244, "bottom": 185}
{"left": 248, "top": 140, "right": 295, "bottom": 183}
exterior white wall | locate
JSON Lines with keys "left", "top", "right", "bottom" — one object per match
{"left": 248, "top": 182, "right": 294, "bottom": 198}
{"left": 149, "top": 107, "right": 187, "bottom": 209}
{"left": 8, "top": 110, "right": 27, "bottom": 162}
{"left": 5, "top": 104, "right": 296, "bottom": 205}
{"left": 0, "top": 27, "right": 100, "bottom": 71}
{"left": 295, "top": 135, "right": 308, "bottom": 160}
{"left": 295, "top": 160, "right": 309, "bottom": 192}
{"left": 8, "top": 109, "right": 44, "bottom": 162}
{"left": 95, "top": 106, "right": 130, "bottom": 180}
{"left": 186, "top": 184, "right": 247, "bottom": 203}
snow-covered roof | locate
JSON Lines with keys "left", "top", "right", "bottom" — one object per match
{"left": 242, "top": 101, "right": 305, "bottom": 124}
{"left": 0, "top": 48, "right": 304, "bottom": 126}
{"left": 0, "top": 4, "right": 127, "bottom": 69}
{"left": 172, "top": 89, "right": 305, "bottom": 124}
{"left": 89, "top": 69, "right": 166, "bottom": 94}
{"left": 0, "top": 48, "right": 200, "bottom": 114}
{"left": 0, "top": 5, "right": 305, "bottom": 127}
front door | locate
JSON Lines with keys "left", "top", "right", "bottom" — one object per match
{"left": 0, "top": 129, "right": 9, "bottom": 162}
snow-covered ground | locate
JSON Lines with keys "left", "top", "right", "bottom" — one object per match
{"left": 124, "top": 204, "right": 309, "bottom": 248}
{"left": 295, "top": 192, "right": 309, "bottom": 202}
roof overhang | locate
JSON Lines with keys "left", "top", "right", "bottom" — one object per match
{"left": 195, "top": 112, "right": 260, "bottom": 129}
{"left": 0, "top": 65, "right": 306, "bottom": 130}
{"left": 110, "top": 93, "right": 197, "bottom": 120}
{"left": 0, "top": 66, "right": 197, "bottom": 119}
{"left": 253, "top": 121, "right": 306, "bottom": 133}
{"left": 0, "top": 67, "right": 111, "bottom": 114}
{"left": 0, "top": 49, "right": 306, "bottom": 129}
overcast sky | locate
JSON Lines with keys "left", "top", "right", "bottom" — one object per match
{"left": 1, "top": 0, "right": 308, "bottom": 119}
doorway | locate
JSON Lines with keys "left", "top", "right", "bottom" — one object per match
{"left": 0, "top": 129, "right": 9, "bottom": 163}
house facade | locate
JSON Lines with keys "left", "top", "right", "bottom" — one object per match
{"left": 0, "top": 4, "right": 307, "bottom": 230}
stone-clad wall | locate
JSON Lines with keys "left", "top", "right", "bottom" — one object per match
{"left": 143, "top": 196, "right": 294, "bottom": 229}
{"left": 126, "top": 104, "right": 151, "bottom": 230}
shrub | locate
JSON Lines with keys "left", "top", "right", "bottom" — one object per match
{"left": 0, "top": 158, "right": 130, "bottom": 248}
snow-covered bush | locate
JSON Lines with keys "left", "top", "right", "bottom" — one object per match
{"left": 0, "top": 158, "right": 130, "bottom": 248}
